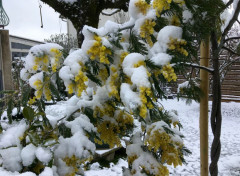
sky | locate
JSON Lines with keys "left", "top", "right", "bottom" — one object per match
{"left": 2, "top": 0, "right": 67, "bottom": 42}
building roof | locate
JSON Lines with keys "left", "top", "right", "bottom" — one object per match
{"left": 9, "top": 35, "right": 45, "bottom": 44}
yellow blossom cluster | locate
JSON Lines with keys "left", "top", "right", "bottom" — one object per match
{"left": 161, "top": 142, "right": 183, "bottom": 167}
{"left": 168, "top": 37, "right": 188, "bottom": 56}
{"left": 44, "top": 83, "right": 51, "bottom": 101}
{"left": 133, "top": 60, "right": 145, "bottom": 68}
{"left": 139, "top": 86, "right": 153, "bottom": 118}
{"left": 140, "top": 19, "right": 156, "bottom": 46}
{"left": 145, "top": 128, "right": 183, "bottom": 168}
{"left": 173, "top": 0, "right": 185, "bottom": 6}
{"left": 32, "top": 48, "right": 62, "bottom": 73}
{"left": 50, "top": 48, "right": 62, "bottom": 72}
{"left": 96, "top": 121, "right": 121, "bottom": 148}
{"left": 120, "top": 52, "right": 129, "bottom": 64}
{"left": 63, "top": 155, "right": 89, "bottom": 176}
{"left": 75, "top": 70, "right": 88, "bottom": 97}
{"left": 32, "top": 55, "right": 49, "bottom": 72}
{"left": 171, "top": 15, "right": 181, "bottom": 26}
{"left": 135, "top": 0, "right": 150, "bottom": 15}
{"left": 116, "top": 110, "right": 134, "bottom": 131}
{"left": 33, "top": 78, "right": 52, "bottom": 101}
{"left": 33, "top": 80, "right": 43, "bottom": 99}
{"left": 109, "top": 66, "right": 120, "bottom": 99}
{"left": 141, "top": 164, "right": 169, "bottom": 176}
{"left": 161, "top": 64, "right": 177, "bottom": 82}
{"left": 28, "top": 97, "right": 36, "bottom": 105}
{"left": 128, "top": 154, "right": 138, "bottom": 165}
{"left": 98, "top": 67, "right": 108, "bottom": 83}
{"left": 153, "top": 0, "right": 172, "bottom": 17}
{"left": 87, "top": 35, "right": 112, "bottom": 64}
{"left": 93, "top": 102, "right": 116, "bottom": 118}
{"left": 67, "top": 69, "right": 88, "bottom": 97}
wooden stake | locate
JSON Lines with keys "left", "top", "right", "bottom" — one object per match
{"left": 200, "top": 39, "right": 210, "bottom": 176}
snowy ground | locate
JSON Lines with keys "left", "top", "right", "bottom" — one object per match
{"left": 1, "top": 99, "right": 240, "bottom": 175}
{"left": 85, "top": 99, "right": 240, "bottom": 176}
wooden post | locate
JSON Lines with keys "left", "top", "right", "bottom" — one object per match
{"left": 200, "top": 39, "right": 210, "bottom": 176}
{"left": 0, "top": 30, "right": 13, "bottom": 91}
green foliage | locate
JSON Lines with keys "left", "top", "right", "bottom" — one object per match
{"left": 23, "top": 106, "right": 35, "bottom": 121}
{"left": 129, "top": 31, "right": 148, "bottom": 55}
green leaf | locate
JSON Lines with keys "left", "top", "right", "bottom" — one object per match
{"left": 23, "top": 106, "right": 35, "bottom": 121}
{"left": 86, "top": 71, "right": 102, "bottom": 86}
{"left": 50, "top": 82, "right": 61, "bottom": 101}
{"left": 21, "top": 86, "right": 31, "bottom": 106}
{"left": 7, "top": 98, "right": 13, "bottom": 124}
{"left": 27, "top": 132, "right": 40, "bottom": 146}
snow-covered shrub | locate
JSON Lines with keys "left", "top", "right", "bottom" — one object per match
{"left": 0, "top": 0, "right": 198, "bottom": 175}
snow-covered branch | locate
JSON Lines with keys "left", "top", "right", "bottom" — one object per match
{"left": 177, "top": 62, "right": 214, "bottom": 73}
{"left": 222, "top": 0, "right": 240, "bottom": 38}
{"left": 101, "top": 9, "right": 121, "bottom": 16}
{"left": 224, "top": 36, "right": 240, "bottom": 42}
{"left": 222, "top": 46, "right": 240, "bottom": 56}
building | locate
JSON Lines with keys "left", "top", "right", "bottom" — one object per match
{"left": 9, "top": 35, "right": 45, "bottom": 60}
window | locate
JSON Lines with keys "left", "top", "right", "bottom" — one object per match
{"left": 11, "top": 42, "right": 32, "bottom": 50}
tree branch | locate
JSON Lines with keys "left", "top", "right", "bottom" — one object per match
{"left": 101, "top": 0, "right": 129, "bottom": 12}
{"left": 101, "top": 9, "right": 121, "bottom": 16}
{"left": 222, "top": 46, "right": 240, "bottom": 56}
{"left": 224, "top": 0, "right": 234, "bottom": 8}
{"left": 224, "top": 36, "right": 240, "bottom": 42}
{"left": 177, "top": 62, "right": 214, "bottom": 73}
{"left": 222, "top": 0, "right": 240, "bottom": 38}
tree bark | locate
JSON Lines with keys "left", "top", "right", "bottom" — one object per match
{"left": 209, "top": 30, "right": 222, "bottom": 176}
{"left": 40, "top": 0, "right": 129, "bottom": 47}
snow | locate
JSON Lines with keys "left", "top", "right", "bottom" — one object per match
{"left": 122, "top": 53, "right": 151, "bottom": 88}
{"left": 157, "top": 25, "right": 183, "bottom": 53}
{"left": 39, "top": 167, "right": 55, "bottom": 176}
{"left": 129, "top": 0, "right": 145, "bottom": 19}
{"left": 0, "top": 120, "right": 27, "bottom": 148}
{"left": 120, "top": 83, "right": 142, "bottom": 110}
{"left": 150, "top": 53, "right": 172, "bottom": 66}
{"left": 65, "top": 114, "right": 97, "bottom": 135}
{"left": 85, "top": 159, "right": 128, "bottom": 176}
{"left": 182, "top": 10, "right": 193, "bottom": 24}
{"left": 35, "top": 147, "right": 52, "bottom": 164}
{"left": 21, "top": 144, "right": 37, "bottom": 166}
{"left": 178, "top": 81, "right": 190, "bottom": 92}
{"left": 0, "top": 147, "right": 22, "bottom": 172}
{"left": 29, "top": 72, "right": 43, "bottom": 90}
{"left": 0, "top": 99, "right": 239, "bottom": 175}
{"left": 85, "top": 99, "right": 240, "bottom": 176}
{"left": 220, "top": 0, "right": 240, "bottom": 32}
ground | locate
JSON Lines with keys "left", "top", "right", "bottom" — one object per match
{"left": 0, "top": 99, "right": 240, "bottom": 175}
{"left": 85, "top": 99, "right": 240, "bottom": 176}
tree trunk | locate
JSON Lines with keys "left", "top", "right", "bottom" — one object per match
{"left": 209, "top": 31, "right": 222, "bottom": 176}
{"left": 40, "top": 0, "right": 129, "bottom": 47}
